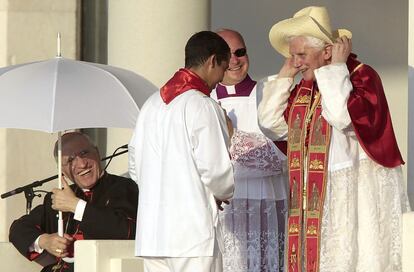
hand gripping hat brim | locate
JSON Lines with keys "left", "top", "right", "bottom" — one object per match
{"left": 269, "top": 6, "right": 352, "bottom": 57}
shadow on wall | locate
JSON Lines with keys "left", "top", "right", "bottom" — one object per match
{"left": 408, "top": 66, "right": 414, "bottom": 210}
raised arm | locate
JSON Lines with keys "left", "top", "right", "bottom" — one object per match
{"left": 257, "top": 58, "right": 299, "bottom": 141}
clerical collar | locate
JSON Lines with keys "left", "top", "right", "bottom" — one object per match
{"left": 215, "top": 74, "right": 256, "bottom": 99}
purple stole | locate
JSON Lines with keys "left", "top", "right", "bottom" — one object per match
{"left": 215, "top": 74, "right": 256, "bottom": 99}
{"left": 287, "top": 81, "right": 331, "bottom": 272}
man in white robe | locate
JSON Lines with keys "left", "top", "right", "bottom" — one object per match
{"left": 257, "top": 6, "right": 410, "bottom": 272}
{"left": 128, "top": 31, "right": 235, "bottom": 272}
{"left": 211, "top": 29, "right": 288, "bottom": 272}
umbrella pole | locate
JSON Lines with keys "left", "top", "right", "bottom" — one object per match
{"left": 57, "top": 131, "right": 64, "bottom": 237}
{"left": 57, "top": 32, "right": 61, "bottom": 58}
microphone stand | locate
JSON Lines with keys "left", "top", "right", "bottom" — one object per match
{"left": 1, "top": 145, "right": 129, "bottom": 214}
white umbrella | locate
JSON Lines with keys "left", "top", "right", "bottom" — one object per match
{"left": 0, "top": 57, "right": 155, "bottom": 131}
{"left": 0, "top": 45, "right": 157, "bottom": 237}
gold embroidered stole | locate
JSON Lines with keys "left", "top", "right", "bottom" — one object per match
{"left": 286, "top": 82, "right": 331, "bottom": 272}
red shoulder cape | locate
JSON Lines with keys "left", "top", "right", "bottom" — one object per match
{"left": 346, "top": 54, "right": 403, "bottom": 167}
{"left": 284, "top": 54, "right": 404, "bottom": 168}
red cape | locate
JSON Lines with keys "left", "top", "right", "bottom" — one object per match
{"left": 285, "top": 54, "right": 403, "bottom": 168}
{"left": 346, "top": 54, "right": 403, "bottom": 167}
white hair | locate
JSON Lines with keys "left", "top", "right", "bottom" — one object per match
{"left": 53, "top": 132, "right": 97, "bottom": 162}
{"left": 287, "top": 35, "right": 326, "bottom": 50}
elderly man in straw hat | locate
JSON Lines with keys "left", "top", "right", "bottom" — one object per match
{"left": 257, "top": 6, "right": 410, "bottom": 272}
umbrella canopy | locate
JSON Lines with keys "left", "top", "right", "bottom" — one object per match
{"left": 0, "top": 57, "right": 157, "bottom": 132}
{"left": 0, "top": 56, "right": 158, "bottom": 241}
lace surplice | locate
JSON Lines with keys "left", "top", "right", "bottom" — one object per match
{"left": 230, "top": 130, "right": 283, "bottom": 179}
{"left": 319, "top": 159, "right": 410, "bottom": 272}
{"left": 219, "top": 130, "right": 287, "bottom": 272}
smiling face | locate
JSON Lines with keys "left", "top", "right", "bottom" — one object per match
{"left": 60, "top": 133, "right": 102, "bottom": 189}
{"left": 288, "top": 36, "right": 331, "bottom": 81}
{"left": 217, "top": 30, "right": 249, "bottom": 85}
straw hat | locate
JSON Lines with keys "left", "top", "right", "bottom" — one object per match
{"left": 269, "top": 6, "right": 352, "bottom": 57}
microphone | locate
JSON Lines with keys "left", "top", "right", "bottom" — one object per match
{"left": 1, "top": 189, "right": 20, "bottom": 199}
{"left": 1, "top": 176, "right": 56, "bottom": 199}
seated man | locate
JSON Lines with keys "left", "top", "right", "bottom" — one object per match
{"left": 9, "top": 132, "right": 139, "bottom": 272}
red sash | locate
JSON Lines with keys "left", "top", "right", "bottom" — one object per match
{"left": 286, "top": 81, "right": 331, "bottom": 272}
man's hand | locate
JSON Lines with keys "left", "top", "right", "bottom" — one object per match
{"left": 331, "top": 36, "right": 352, "bottom": 64}
{"left": 38, "top": 233, "right": 73, "bottom": 258}
{"left": 51, "top": 178, "right": 79, "bottom": 213}
{"left": 215, "top": 198, "right": 230, "bottom": 211}
{"left": 278, "top": 57, "right": 300, "bottom": 78}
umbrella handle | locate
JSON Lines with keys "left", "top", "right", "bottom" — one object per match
{"left": 58, "top": 218, "right": 64, "bottom": 237}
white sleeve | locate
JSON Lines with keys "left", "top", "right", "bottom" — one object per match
{"left": 73, "top": 199, "right": 87, "bottom": 221}
{"left": 315, "top": 63, "right": 353, "bottom": 131}
{"left": 257, "top": 75, "right": 292, "bottom": 141}
{"left": 128, "top": 98, "right": 150, "bottom": 186}
{"left": 128, "top": 130, "right": 138, "bottom": 183}
{"left": 189, "top": 98, "right": 234, "bottom": 201}
{"left": 30, "top": 236, "right": 44, "bottom": 253}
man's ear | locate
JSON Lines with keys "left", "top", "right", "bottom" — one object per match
{"left": 323, "top": 44, "right": 333, "bottom": 61}
{"left": 207, "top": 54, "right": 217, "bottom": 68}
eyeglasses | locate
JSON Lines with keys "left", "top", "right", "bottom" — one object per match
{"left": 62, "top": 148, "right": 93, "bottom": 166}
{"left": 232, "top": 48, "right": 247, "bottom": 57}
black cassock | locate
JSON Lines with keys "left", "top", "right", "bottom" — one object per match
{"left": 9, "top": 172, "right": 139, "bottom": 272}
